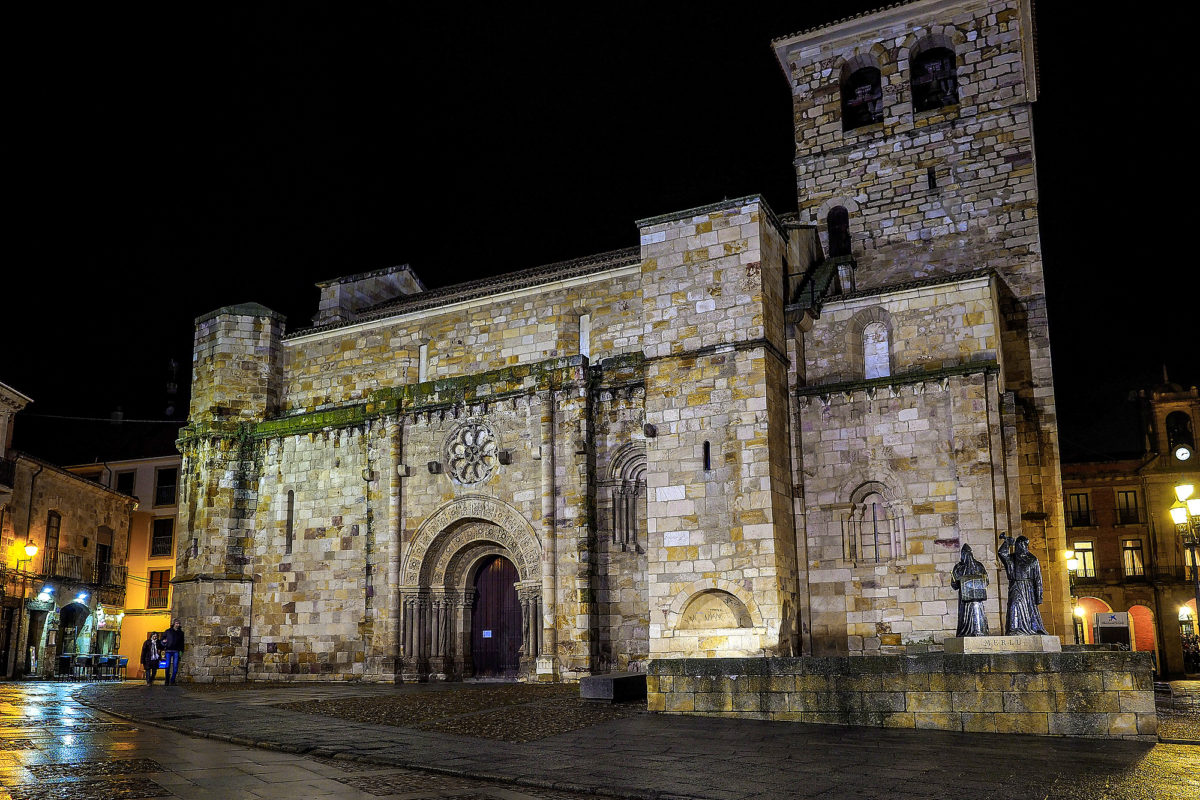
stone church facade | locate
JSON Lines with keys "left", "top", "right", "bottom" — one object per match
{"left": 175, "top": 0, "right": 1069, "bottom": 683}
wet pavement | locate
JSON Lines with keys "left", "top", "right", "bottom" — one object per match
{"left": 0, "top": 683, "right": 597, "bottom": 800}
{"left": 1, "top": 680, "right": 1196, "bottom": 800}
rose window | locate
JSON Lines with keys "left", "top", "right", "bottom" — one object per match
{"left": 444, "top": 420, "right": 499, "bottom": 484}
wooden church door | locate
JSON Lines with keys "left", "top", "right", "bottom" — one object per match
{"left": 471, "top": 556, "right": 521, "bottom": 678}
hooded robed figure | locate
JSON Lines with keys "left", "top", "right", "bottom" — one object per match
{"left": 950, "top": 544, "right": 989, "bottom": 636}
{"left": 997, "top": 534, "right": 1049, "bottom": 635}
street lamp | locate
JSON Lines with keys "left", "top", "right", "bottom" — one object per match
{"left": 1064, "top": 549, "right": 1081, "bottom": 643}
{"left": 1074, "top": 605, "right": 1087, "bottom": 645}
{"left": 15, "top": 542, "right": 38, "bottom": 572}
{"left": 11, "top": 542, "right": 37, "bottom": 679}
{"left": 1169, "top": 482, "right": 1200, "bottom": 646}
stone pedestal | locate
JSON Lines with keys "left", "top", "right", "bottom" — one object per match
{"left": 943, "top": 635, "right": 1061, "bottom": 654}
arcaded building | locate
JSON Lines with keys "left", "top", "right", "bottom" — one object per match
{"left": 175, "top": 0, "right": 1070, "bottom": 683}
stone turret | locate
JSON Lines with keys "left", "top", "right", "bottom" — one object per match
{"left": 175, "top": 303, "right": 284, "bottom": 682}
{"left": 189, "top": 303, "right": 286, "bottom": 422}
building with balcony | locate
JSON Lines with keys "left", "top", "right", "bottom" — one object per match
{"left": 1061, "top": 378, "right": 1200, "bottom": 676}
{"left": 1, "top": 380, "right": 136, "bottom": 678}
{"left": 67, "top": 454, "right": 181, "bottom": 679}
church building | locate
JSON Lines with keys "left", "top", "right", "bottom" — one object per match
{"left": 175, "top": 0, "right": 1069, "bottom": 683}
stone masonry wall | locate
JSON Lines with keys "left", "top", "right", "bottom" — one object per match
{"left": 648, "top": 653, "right": 1158, "bottom": 740}
{"left": 776, "top": 0, "right": 1040, "bottom": 291}
{"left": 593, "top": 387, "right": 649, "bottom": 671}
{"left": 777, "top": 0, "right": 1067, "bottom": 645}
{"left": 281, "top": 266, "right": 642, "bottom": 414}
{"left": 797, "top": 275, "right": 1008, "bottom": 655}
{"left": 800, "top": 370, "right": 1007, "bottom": 655}
{"left": 639, "top": 197, "right": 798, "bottom": 659}
{"left": 804, "top": 275, "right": 1001, "bottom": 385}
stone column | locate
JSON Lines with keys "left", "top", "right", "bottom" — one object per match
{"left": 457, "top": 589, "right": 476, "bottom": 679}
{"left": 538, "top": 393, "right": 558, "bottom": 679}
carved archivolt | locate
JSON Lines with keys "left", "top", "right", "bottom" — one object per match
{"left": 403, "top": 495, "right": 541, "bottom": 587}
{"left": 444, "top": 419, "right": 498, "bottom": 484}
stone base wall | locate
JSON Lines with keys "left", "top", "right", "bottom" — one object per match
{"left": 647, "top": 653, "right": 1156, "bottom": 740}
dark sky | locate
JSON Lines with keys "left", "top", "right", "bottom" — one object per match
{"left": 7, "top": 3, "right": 1193, "bottom": 464}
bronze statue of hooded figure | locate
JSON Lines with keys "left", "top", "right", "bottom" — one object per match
{"left": 998, "top": 534, "right": 1049, "bottom": 635}
{"left": 951, "top": 544, "right": 990, "bottom": 636}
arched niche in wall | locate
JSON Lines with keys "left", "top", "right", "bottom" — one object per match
{"left": 678, "top": 590, "right": 754, "bottom": 630}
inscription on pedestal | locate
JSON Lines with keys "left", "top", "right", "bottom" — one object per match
{"left": 943, "top": 635, "right": 1062, "bottom": 654}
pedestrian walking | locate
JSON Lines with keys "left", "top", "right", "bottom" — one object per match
{"left": 161, "top": 619, "right": 185, "bottom": 685}
{"left": 140, "top": 632, "right": 161, "bottom": 684}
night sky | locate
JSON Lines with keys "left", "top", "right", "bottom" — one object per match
{"left": 7, "top": 3, "right": 1193, "bottom": 464}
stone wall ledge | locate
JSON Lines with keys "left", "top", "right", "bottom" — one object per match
{"left": 647, "top": 654, "right": 1156, "bottom": 741}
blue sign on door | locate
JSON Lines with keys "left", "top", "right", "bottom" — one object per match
{"left": 482, "top": 630, "right": 492, "bottom": 638}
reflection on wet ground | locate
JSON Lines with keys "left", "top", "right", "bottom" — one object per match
{"left": 0, "top": 683, "right": 598, "bottom": 800}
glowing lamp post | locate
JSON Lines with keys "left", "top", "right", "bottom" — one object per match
{"left": 15, "top": 542, "right": 38, "bottom": 572}
{"left": 10, "top": 542, "right": 38, "bottom": 679}
{"left": 1169, "top": 483, "right": 1200, "bottom": 641}
{"left": 1064, "top": 549, "right": 1081, "bottom": 644}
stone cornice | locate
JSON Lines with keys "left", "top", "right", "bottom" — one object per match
{"left": 636, "top": 194, "right": 788, "bottom": 240}
{"left": 797, "top": 360, "right": 998, "bottom": 398}
{"left": 178, "top": 355, "right": 599, "bottom": 444}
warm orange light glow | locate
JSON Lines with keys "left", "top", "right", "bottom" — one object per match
{"left": 1062, "top": 549, "right": 1075, "bottom": 560}
{"left": 1171, "top": 501, "right": 1189, "bottom": 526}
{"left": 1074, "top": 606, "right": 1086, "bottom": 617}
{"left": 1066, "top": 557, "right": 1080, "bottom": 572}
{"left": 1176, "top": 483, "right": 1196, "bottom": 503}
{"left": 23, "top": 542, "right": 38, "bottom": 558}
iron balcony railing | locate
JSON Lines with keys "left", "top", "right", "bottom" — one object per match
{"left": 46, "top": 552, "right": 84, "bottom": 582}
{"left": 93, "top": 562, "right": 127, "bottom": 587}
{"left": 1066, "top": 509, "right": 1096, "bottom": 528}
{"left": 1115, "top": 507, "right": 1146, "bottom": 525}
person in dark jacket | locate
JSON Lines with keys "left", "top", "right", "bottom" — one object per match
{"left": 160, "top": 619, "right": 185, "bottom": 685}
{"left": 140, "top": 632, "right": 161, "bottom": 684}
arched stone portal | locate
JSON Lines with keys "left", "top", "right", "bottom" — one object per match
{"left": 400, "top": 496, "right": 542, "bottom": 681}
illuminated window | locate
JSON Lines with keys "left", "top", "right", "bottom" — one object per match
{"left": 862, "top": 322, "right": 890, "bottom": 379}
{"left": 579, "top": 314, "right": 591, "bottom": 359}
{"left": 1121, "top": 539, "right": 1145, "bottom": 577}
{"left": 147, "top": 570, "right": 170, "bottom": 609}
{"left": 1072, "top": 541, "right": 1096, "bottom": 578}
